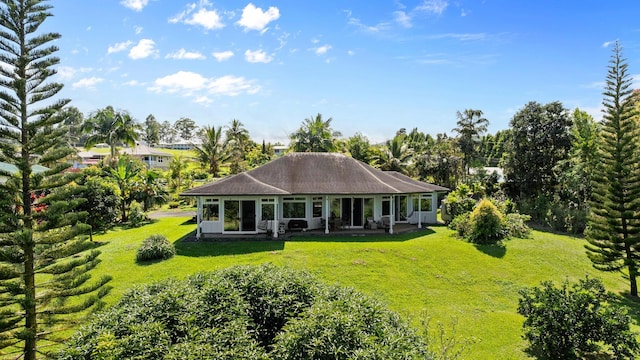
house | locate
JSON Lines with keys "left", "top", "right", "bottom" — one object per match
{"left": 181, "top": 152, "right": 448, "bottom": 238}
{"left": 273, "top": 145, "right": 288, "bottom": 157}
{"left": 120, "top": 143, "right": 172, "bottom": 168}
{"left": 75, "top": 144, "right": 173, "bottom": 169}
{"left": 158, "top": 139, "right": 201, "bottom": 150}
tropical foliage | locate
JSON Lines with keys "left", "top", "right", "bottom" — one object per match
{"left": 289, "top": 113, "right": 342, "bottom": 152}
{"left": 518, "top": 277, "right": 638, "bottom": 359}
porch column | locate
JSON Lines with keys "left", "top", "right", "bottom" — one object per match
{"left": 417, "top": 194, "right": 422, "bottom": 229}
{"left": 196, "top": 197, "right": 202, "bottom": 239}
{"left": 273, "top": 201, "right": 279, "bottom": 238}
{"left": 325, "top": 196, "right": 330, "bottom": 234}
{"left": 389, "top": 195, "right": 394, "bottom": 234}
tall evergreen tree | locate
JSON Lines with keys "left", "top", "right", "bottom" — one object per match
{"left": 452, "top": 109, "right": 488, "bottom": 179}
{"left": 586, "top": 42, "right": 640, "bottom": 297}
{"left": 0, "top": 1, "right": 111, "bottom": 358}
{"left": 142, "top": 114, "right": 160, "bottom": 146}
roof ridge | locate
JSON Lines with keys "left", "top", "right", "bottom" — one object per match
{"left": 354, "top": 160, "right": 401, "bottom": 193}
{"left": 243, "top": 172, "right": 290, "bottom": 194}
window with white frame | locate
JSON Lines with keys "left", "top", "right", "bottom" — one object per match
{"left": 413, "top": 196, "right": 432, "bottom": 212}
{"left": 283, "top": 197, "right": 306, "bottom": 218}
{"left": 312, "top": 196, "right": 323, "bottom": 218}
{"left": 203, "top": 198, "right": 220, "bottom": 221}
{"left": 382, "top": 196, "right": 390, "bottom": 216}
{"left": 261, "top": 198, "right": 275, "bottom": 220}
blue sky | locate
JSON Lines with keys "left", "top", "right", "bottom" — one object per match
{"left": 44, "top": 0, "right": 640, "bottom": 144}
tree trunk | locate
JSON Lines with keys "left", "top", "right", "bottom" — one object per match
{"left": 24, "top": 241, "right": 36, "bottom": 360}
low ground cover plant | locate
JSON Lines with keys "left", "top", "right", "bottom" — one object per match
{"left": 58, "top": 264, "right": 433, "bottom": 359}
{"left": 135, "top": 234, "right": 176, "bottom": 262}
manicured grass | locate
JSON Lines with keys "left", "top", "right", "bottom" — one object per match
{"left": 90, "top": 218, "right": 637, "bottom": 359}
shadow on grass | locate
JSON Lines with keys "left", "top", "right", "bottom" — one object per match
{"left": 473, "top": 243, "right": 507, "bottom": 258}
{"left": 611, "top": 290, "right": 640, "bottom": 327}
{"left": 286, "top": 228, "right": 435, "bottom": 243}
{"left": 175, "top": 237, "right": 285, "bottom": 258}
{"left": 174, "top": 228, "right": 436, "bottom": 257}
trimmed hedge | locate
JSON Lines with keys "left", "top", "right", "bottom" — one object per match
{"left": 58, "top": 264, "right": 433, "bottom": 359}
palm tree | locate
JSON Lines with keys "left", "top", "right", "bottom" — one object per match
{"left": 194, "top": 126, "right": 230, "bottom": 177}
{"left": 137, "top": 169, "right": 168, "bottom": 211}
{"left": 226, "top": 119, "right": 250, "bottom": 173}
{"left": 289, "top": 113, "right": 342, "bottom": 152}
{"left": 452, "top": 109, "right": 488, "bottom": 179}
{"left": 82, "top": 106, "right": 141, "bottom": 162}
{"left": 372, "top": 134, "right": 414, "bottom": 174}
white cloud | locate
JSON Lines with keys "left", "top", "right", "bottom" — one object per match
{"left": 602, "top": 40, "right": 616, "bottom": 48}
{"left": 72, "top": 77, "right": 104, "bottom": 89}
{"left": 123, "top": 80, "right": 141, "bottom": 86}
{"left": 150, "top": 71, "right": 207, "bottom": 94}
{"left": 166, "top": 48, "right": 206, "bottom": 60}
{"left": 129, "top": 39, "right": 157, "bottom": 59}
{"left": 245, "top": 49, "right": 273, "bottom": 63}
{"left": 134, "top": 26, "right": 143, "bottom": 34}
{"left": 427, "top": 33, "right": 487, "bottom": 41}
{"left": 121, "top": 0, "right": 148, "bottom": 11}
{"left": 347, "top": 50, "right": 355, "bottom": 56}
{"left": 107, "top": 40, "right": 133, "bottom": 54}
{"left": 416, "top": 0, "right": 449, "bottom": 15}
{"left": 208, "top": 75, "right": 260, "bottom": 96}
{"left": 170, "top": 2, "right": 224, "bottom": 30}
{"left": 394, "top": 11, "right": 412, "bottom": 28}
{"left": 213, "top": 50, "right": 234, "bottom": 62}
{"left": 57, "top": 66, "right": 92, "bottom": 80}
{"left": 347, "top": 16, "right": 391, "bottom": 34}
{"left": 149, "top": 71, "right": 260, "bottom": 98}
{"left": 237, "top": 3, "right": 280, "bottom": 32}
{"left": 314, "top": 45, "right": 332, "bottom": 55}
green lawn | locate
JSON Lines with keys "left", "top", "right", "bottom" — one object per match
{"left": 90, "top": 218, "right": 637, "bottom": 359}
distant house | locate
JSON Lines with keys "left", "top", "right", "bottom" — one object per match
{"left": 273, "top": 145, "right": 288, "bottom": 157}
{"left": 158, "top": 139, "right": 201, "bottom": 150}
{"left": 120, "top": 144, "right": 173, "bottom": 168}
{"left": 75, "top": 144, "right": 173, "bottom": 169}
{"left": 181, "top": 152, "right": 448, "bottom": 238}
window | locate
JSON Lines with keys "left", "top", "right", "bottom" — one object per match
{"left": 364, "top": 198, "right": 374, "bottom": 219}
{"left": 203, "top": 198, "right": 220, "bottom": 221}
{"left": 283, "top": 197, "right": 306, "bottom": 218}
{"left": 203, "top": 203, "right": 219, "bottom": 221}
{"left": 382, "top": 196, "right": 390, "bottom": 216}
{"left": 224, "top": 200, "right": 240, "bottom": 231}
{"left": 330, "top": 198, "right": 341, "bottom": 218}
{"left": 261, "top": 199, "right": 275, "bottom": 220}
{"left": 413, "top": 196, "right": 432, "bottom": 212}
{"left": 313, "top": 197, "right": 323, "bottom": 218}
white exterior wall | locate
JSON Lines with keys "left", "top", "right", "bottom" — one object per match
{"left": 195, "top": 192, "right": 441, "bottom": 236}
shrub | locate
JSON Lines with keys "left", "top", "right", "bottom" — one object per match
{"left": 59, "top": 264, "right": 433, "bottom": 359}
{"left": 136, "top": 234, "right": 176, "bottom": 262}
{"left": 128, "top": 200, "right": 148, "bottom": 227}
{"left": 449, "top": 213, "right": 471, "bottom": 238}
{"left": 517, "top": 277, "right": 639, "bottom": 359}
{"left": 442, "top": 184, "right": 477, "bottom": 223}
{"left": 468, "top": 199, "right": 504, "bottom": 245}
{"left": 168, "top": 201, "right": 180, "bottom": 209}
{"left": 503, "top": 213, "right": 531, "bottom": 239}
